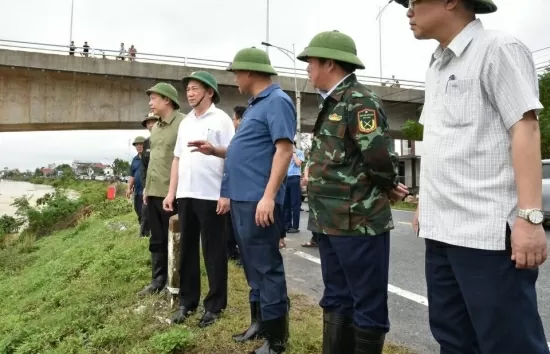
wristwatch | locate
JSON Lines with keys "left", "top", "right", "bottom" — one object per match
{"left": 517, "top": 208, "right": 544, "bottom": 225}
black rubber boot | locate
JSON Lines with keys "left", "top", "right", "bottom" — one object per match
{"left": 322, "top": 311, "right": 355, "bottom": 354}
{"left": 171, "top": 305, "right": 196, "bottom": 324}
{"left": 233, "top": 302, "right": 265, "bottom": 342}
{"left": 355, "top": 327, "right": 385, "bottom": 354}
{"left": 137, "top": 253, "right": 167, "bottom": 297}
{"left": 250, "top": 314, "right": 289, "bottom": 354}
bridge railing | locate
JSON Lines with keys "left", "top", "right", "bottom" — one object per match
{"left": 0, "top": 39, "right": 425, "bottom": 90}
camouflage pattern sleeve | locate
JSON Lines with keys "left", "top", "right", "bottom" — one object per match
{"left": 347, "top": 92, "right": 398, "bottom": 190}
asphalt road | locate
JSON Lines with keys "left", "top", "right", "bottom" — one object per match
{"left": 281, "top": 206, "right": 550, "bottom": 354}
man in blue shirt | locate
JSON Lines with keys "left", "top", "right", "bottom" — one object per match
{"left": 188, "top": 47, "right": 295, "bottom": 354}
{"left": 127, "top": 136, "right": 146, "bottom": 237}
{"left": 284, "top": 142, "right": 304, "bottom": 233}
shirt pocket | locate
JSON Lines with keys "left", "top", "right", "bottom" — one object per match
{"left": 314, "top": 122, "right": 347, "bottom": 163}
{"left": 441, "top": 78, "right": 482, "bottom": 128}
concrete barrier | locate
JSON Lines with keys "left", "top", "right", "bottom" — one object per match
{"left": 167, "top": 214, "right": 181, "bottom": 308}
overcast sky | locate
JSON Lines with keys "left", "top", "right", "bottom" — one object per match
{"left": 0, "top": 0, "right": 549, "bottom": 170}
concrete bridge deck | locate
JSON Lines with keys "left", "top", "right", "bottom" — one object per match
{"left": 0, "top": 44, "right": 425, "bottom": 137}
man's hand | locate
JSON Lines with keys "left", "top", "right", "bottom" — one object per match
{"left": 143, "top": 192, "right": 148, "bottom": 205}
{"left": 255, "top": 196, "right": 275, "bottom": 227}
{"left": 388, "top": 183, "right": 409, "bottom": 202}
{"left": 163, "top": 193, "right": 175, "bottom": 212}
{"left": 511, "top": 218, "right": 547, "bottom": 269}
{"left": 188, "top": 140, "right": 215, "bottom": 155}
{"left": 217, "top": 197, "right": 230, "bottom": 215}
{"left": 126, "top": 189, "right": 132, "bottom": 198}
{"left": 412, "top": 207, "right": 419, "bottom": 235}
{"left": 301, "top": 176, "right": 308, "bottom": 188}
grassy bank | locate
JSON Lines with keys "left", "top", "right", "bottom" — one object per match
{"left": 0, "top": 178, "right": 414, "bottom": 353}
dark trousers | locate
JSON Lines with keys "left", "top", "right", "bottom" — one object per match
{"left": 226, "top": 211, "right": 239, "bottom": 257}
{"left": 283, "top": 175, "right": 301, "bottom": 229}
{"left": 147, "top": 196, "right": 176, "bottom": 254}
{"left": 133, "top": 194, "right": 143, "bottom": 224}
{"left": 425, "top": 226, "right": 549, "bottom": 354}
{"left": 318, "top": 232, "right": 390, "bottom": 332}
{"left": 140, "top": 202, "right": 150, "bottom": 236}
{"left": 230, "top": 200, "right": 289, "bottom": 321}
{"left": 177, "top": 198, "right": 228, "bottom": 313}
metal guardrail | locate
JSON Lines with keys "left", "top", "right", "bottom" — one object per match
{"left": 0, "top": 38, "right": 426, "bottom": 90}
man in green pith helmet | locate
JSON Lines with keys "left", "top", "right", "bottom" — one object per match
{"left": 137, "top": 82, "right": 185, "bottom": 297}
{"left": 394, "top": 1, "right": 549, "bottom": 353}
{"left": 163, "top": 71, "right": 234, "bottom": 328}
{"left": 127, "top": 136, "right": 146, "bottom": 235}
{"left": 139, "top": 112, "right": 159, "bottom": 238}
{"left": 297, "top": 30, "right": 408, "bottom": 354}
{"left": 188, "top": 47, "right": 295, "bottom": 354}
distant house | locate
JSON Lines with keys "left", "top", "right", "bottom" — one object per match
{"left": 72, "top": 161, "right": 111, "bottom": 177}
{"left": 41, "top": 168, "right": 54, "bottom": 177}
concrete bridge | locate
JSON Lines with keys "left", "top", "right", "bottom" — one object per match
{"left": 0, "top": 43, "right": 425, "bottom": 138}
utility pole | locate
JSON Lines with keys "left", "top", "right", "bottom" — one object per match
{"left": 69, "top": 0, "right": 75, "bottom": 44}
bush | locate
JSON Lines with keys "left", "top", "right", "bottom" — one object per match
{"left": 12, "top": 189, "right": 82, "bottom": 238}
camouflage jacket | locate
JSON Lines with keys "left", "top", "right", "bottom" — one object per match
{"left": 307, "top": 74, "right": 399, "bottom": 236}
{"left": 140, "top": 137, "right": 151, "bottom": 188}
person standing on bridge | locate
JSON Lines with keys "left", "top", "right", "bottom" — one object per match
{"left": 139, "top": 112, "right": 159, "bottom": 238}
{"left": 188, "top": 47, "right": 295, "bottom": 354}
{"left": 393, "top": 0, "right": 549, "bottom": 353}
{"left": 163, "top": 71, "right": 234, "bottom": 328}
{"left": 297, "top": 30, "right": 407, "bottom": 354}
{"left": 138, "top": 83, "right": 185, "bottom": 297}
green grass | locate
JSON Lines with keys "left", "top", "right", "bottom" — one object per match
{"left": 391, "top": 201, "right": 417, "bottom": 212}
{"left": 0, "top": 211, "right": 414, "bottom": 354}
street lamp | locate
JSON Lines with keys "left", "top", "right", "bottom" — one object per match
{"left": 376, "top": 0, "right": 394, "bottom": 83}
{"left": 265, "top": 0, "right": 270, "bottom": 54}
{"left": 261, "top": 41, "right": 302, "bottom": 147}
{"left": 69, "top": 0, "right": 75, "bottom": 43}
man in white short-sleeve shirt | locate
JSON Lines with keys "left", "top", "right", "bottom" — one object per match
{"left": 396, "top": 0, "right": 549, "bottom": 353}
{"left": 163, "top": 71, "right": 234, "bottom": 328}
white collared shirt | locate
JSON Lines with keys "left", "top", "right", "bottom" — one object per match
{"left": 173, "top": 104, "right": 235, "bottom": 200}
{"left": 419, "top": 19, "right": 543, "bottom": 250}
{"left": 318, "top": 73, "right": 352, "bottom": 100}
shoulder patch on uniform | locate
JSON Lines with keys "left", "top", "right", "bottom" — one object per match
{"left": 357, "top": 108, "right": 377, "bottom": 134}
{"left": 328, "top": 113, "right": 342, "bottom": 122}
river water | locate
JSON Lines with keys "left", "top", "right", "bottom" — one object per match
{"left": 0, "top": 180, "right": 74, "bottom": 217}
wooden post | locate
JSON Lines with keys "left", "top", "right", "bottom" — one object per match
{"left": 167, "top": 214, "right": 181, "bottom": 308}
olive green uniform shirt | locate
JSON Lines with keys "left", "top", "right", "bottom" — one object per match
{"left": 144, "top": 111, "right": 185, "bottom": 197}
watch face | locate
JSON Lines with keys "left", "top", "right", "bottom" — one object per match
{"left": 528, "top": 210, "right": 544, "bottom": 224}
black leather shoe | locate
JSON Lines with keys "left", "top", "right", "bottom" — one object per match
{"left": 171, "top": 306, "right": 196, "bottom": 325}
{"left": 198, "top": 311, "right": 220, "bottom": 328}
{"left": 322, "top": 311, "right": 355, "bottom": 354}
{"left": 250, "top": 314, "right": 288, "bottom": 354}
{"left": 233, "top": 302, "right": 265, "bottom": 342}
{"left": 355, "top": 327, "right": 385, "bottom": 354}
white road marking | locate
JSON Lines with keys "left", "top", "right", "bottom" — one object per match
{"left": 398, "top": 221, "right": 412, "bottom": 226}
{"left": 291, "top": 249, "right": 550, "bottom": 348}
{"left": 293, "top": 251, "right": 428, "bottom": 306}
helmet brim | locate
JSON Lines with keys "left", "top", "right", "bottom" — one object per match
{"left": 297, "top": 47, "right": 365, "bottom": 70}
{"left": 226, "top": 61, "right": 278, "bottom": 76}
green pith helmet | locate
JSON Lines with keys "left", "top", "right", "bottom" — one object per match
{"left": 226, "top": 47, "right": 278, "bottom": 76}
{"left": 393, "top": 0, "right": 497, "bottom": 14}
{"left": 141, "top": 112, "right": 159, "bottom": 128}
{"left": 297, "top": 30, "right": 365, "bottom": 70}
{"left": 181, "top": 71, "right": 221, "bottom": 104}
{"left": 146, "top": 82, "right": 180, "bottom": 109}
{"left": 132, "top": 136, "right": 146, "bottom": 145}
